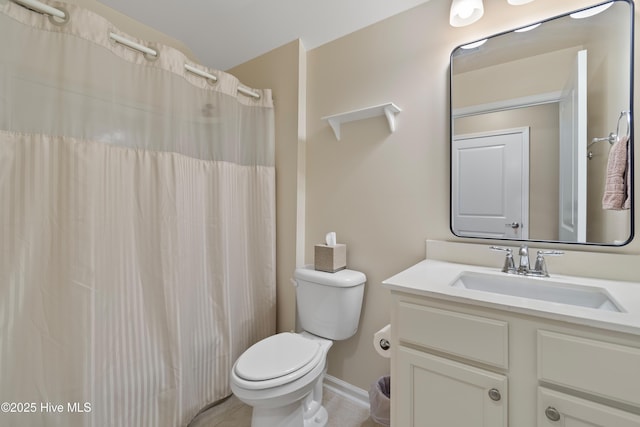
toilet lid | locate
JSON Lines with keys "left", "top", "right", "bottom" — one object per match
{"left": 234, "top": 333, "right": 321, "bottom": 382}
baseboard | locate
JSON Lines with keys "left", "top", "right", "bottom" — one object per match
{"left": 323, "top": 374, "right": 370, "bottom": 409}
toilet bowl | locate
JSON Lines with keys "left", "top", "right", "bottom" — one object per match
{"left": 230, "top": 266, "right": 366, "bottom": 427}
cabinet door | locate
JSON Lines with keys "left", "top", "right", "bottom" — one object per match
{"left": 538, "top": 387, "right": 640, "bottom": 427}
{"left": 396, "top": 345, "right": 507, "bottom": 427}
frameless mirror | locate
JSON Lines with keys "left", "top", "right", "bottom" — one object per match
{"left": 450, "top": 0, "right": 634, "bottom": 245}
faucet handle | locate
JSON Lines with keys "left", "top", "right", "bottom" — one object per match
{"left": 537, "top": 250, "right": 564, "bottom": 257}
{"left": 489, "top": 246, "right": 512, "bottom": 256}
{"left": 489, "top": 246, "right": 516, "bottom": 274}
{"left": 533, "top": 250, "right": 564, "bottom": 277}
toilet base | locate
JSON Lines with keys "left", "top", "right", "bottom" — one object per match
{"left": 304, "top": 406, "right": 328, "bottom": 427}
{"left": 248, "top": 371, "right": 328, "bottom": 427}
{"left": 250, "top": 402, "right": 327, "bottom": 427}
{"left": 302, "top": 371, "right": 328, "bottom": 427}
{"left": 251, "top": 400, "right": 304, "bottom": 427}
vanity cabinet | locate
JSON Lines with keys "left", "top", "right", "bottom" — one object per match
{"left": 538, "top": 387, "right": 640, "bottom": 427}
{"left": 390, "top": 293, "right": 640, "bottom": 427}
{"left": 397, "top": 346, "right": 507, "bottom": 426}
{"left": 393, "top": 297, "right": 509, "bottom": 426}
{"left": 536, "top": 330, "right": 640, "bottom": 427}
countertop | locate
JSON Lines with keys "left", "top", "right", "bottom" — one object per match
{"left": 383, "top": 259, "right": 640, "bottom": 336}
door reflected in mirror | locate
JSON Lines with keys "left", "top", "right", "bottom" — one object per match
{"left": 450, "top": 0, "right": 633, "bottom": 245}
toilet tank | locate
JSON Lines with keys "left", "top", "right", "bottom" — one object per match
{"left": 294, "top": 266, "right": 366, "bottom": 340}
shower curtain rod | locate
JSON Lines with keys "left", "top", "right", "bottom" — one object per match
{"left": 183, "top": 64, "right": 261, "bottom": 100}
{"left": 10, "top": 0, "right": 262, "bottom": 100}
{"left": 12, "top": 0, "right": 65, "bottom": 19}
{"left": 109, "top": 32, "right": 261, "bottom": 99}
{"left": 108, "top": 33, "right": 261, "bottom": 100}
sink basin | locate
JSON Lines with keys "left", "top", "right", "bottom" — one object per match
{"left": 450, "top": 272, "right": 624, "bottom": 312}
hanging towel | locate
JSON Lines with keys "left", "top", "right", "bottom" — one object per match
{"left": 602, "top": 135, "right": 630, "bottom": 210}
{"left": 624, "top": 139, "right": 631, "bottom": 209}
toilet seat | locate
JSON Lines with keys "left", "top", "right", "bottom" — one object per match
{"left": 233, "top": 333, "right": 323, "bottom": 390}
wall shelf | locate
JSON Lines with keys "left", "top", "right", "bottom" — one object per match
{"left": 321, "top": 102, "right": 402, "bottom": 140}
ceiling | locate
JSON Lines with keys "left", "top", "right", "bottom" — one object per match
{"left": 97, "top": 0, "right": 432, "bottom": 71}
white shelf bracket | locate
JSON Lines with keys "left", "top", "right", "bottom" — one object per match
{"left": 322, "top": 102, "right": 401, "bottom": 141}
{"left": 327, "top": 118, "right": 342, "bottom": 141}
{"left": 383, "top": 104, "right": 398, "bottom": 133}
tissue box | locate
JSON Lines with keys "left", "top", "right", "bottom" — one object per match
{"left": 314, "top": 244, "right": 347, "bottom": 273}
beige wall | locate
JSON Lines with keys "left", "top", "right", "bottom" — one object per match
{"left": 453, "top": 47, "right": 579, "bottom": 108}
{"left": 74, "top": 0, "right": 640, "bottom": 392}
{"left": 305, "top": 0, "right": 454, "bottom": 389}
{"left": 301, "top": 0, "right": 640, "bottom": 391}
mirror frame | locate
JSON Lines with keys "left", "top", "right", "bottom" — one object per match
{"left": 449, "top": 0, "right": 635, "bottom": 247}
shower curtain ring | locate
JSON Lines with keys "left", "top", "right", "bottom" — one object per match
{"left": 48, "top": 5, "right": 69, "bottom": 26}
{"left": 143, "top": 44, "right": 160, "bottom": 62}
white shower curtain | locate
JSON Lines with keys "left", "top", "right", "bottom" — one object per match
{"left": 0, "top": 2, "right": 275, "bottom": 426}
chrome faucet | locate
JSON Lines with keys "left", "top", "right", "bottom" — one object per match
{"left": 490, "top": 245, "right": 563, "bottom": 277}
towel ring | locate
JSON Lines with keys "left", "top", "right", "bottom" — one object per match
{"left": 616, "top": 110, "right": 631, "bottom": 141}
{"left": 587, "top": 110, "right": 631, "bottom": 160}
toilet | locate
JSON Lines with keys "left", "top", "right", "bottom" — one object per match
{"left": 230, "top": 266, "right": 366, "bottom": 427}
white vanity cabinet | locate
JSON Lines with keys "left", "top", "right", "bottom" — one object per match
{"left": 396, "top": 346, "right": 507, "bottom": 426}
{"left": 390, "top": 292, "right": 640, "bottom": 427}
{"left": 392, "top": 295, "right": 509, "bottom": 426}
{"left": 538, "top": 388, "right": 640, "bottom": 427}
{"left": 536, "top": 330, "right": 640, "bottom": 427}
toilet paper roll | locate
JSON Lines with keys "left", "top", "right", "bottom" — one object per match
{"left": 373, "top": 324, "right": 391, "bottom": 358}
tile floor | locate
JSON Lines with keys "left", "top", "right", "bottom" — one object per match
{"left": 188, "top": 388, "right": 387, "bottom": 427}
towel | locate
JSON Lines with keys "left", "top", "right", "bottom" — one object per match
{"left": 602, "top": 135, "right": 630, "bottom": 210}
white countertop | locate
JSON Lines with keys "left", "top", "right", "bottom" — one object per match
{"left": 383, "top": 259, "right": 640, "bottom": 336}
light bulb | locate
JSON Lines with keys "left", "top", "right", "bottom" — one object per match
{"left": 570, "top": 2, "right": 613, "bottom": 19}
{"left": 457, "top": 4, "right": 474, "bottom": 19}
{"left": 450, "top": 0, "right": 484, "bottom": 27}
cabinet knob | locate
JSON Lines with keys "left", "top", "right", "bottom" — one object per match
{"left": 545, "top": 406, "right": 561, "bottom": 422}
{"left": 488, "top": 388, "right": 501, "bottom": 401}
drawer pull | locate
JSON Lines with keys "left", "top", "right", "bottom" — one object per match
{"left": 488, "top": 388, "right": 501, "bottom": 401}
{"left": 545, "top": 406, "right": 561, "bottom": 422}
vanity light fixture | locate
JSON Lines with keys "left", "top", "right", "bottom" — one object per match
{"left": 449, "top": 0, "right": 484, "bottom": 27}
{"left": 507, "top": 0, "right": 535, "bottom": 5}
{"left": 460, "top": 39, "right": 487, "bottom": 49}
{"left": 515, "top": 23, "right": 541, "bottom": 32}
{"left": 570, "top": 2, "right": 613, "bottom": 19}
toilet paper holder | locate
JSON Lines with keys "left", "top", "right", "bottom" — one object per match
{"left": 379, "top": 338, "right": 390, "bottom": 351}
{"left": 374, "top": 324, "right": 391, "bottom": 358}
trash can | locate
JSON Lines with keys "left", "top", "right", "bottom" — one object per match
{"left": 369, "top": 375, "right": 391, "bottom": 426}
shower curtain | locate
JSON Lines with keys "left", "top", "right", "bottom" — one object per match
{"left": 0, "top": 1, "right": 275, "bottom": 426}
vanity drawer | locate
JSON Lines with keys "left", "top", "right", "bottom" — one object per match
{"left": 397, "top": 301, "right": 508, "bottom": 368}
{"left": 537, "top": 330, "right": 640, "bottom": 406}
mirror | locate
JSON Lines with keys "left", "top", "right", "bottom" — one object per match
{"left": 450, "top": 0, "right": 634, "bottom": 245}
